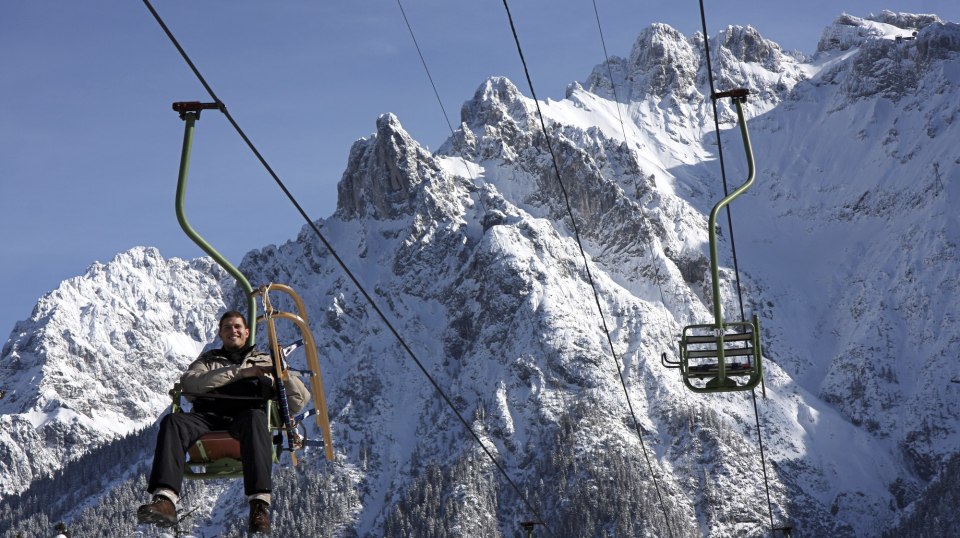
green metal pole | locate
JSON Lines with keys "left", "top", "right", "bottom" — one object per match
{"left": 705, "top": 97, "right": 755, "bottom": 384}
{"left": 175, "top": 111, "right": 257, "bottom": 345}
{"left": 707, "top": 97, "right": 756, "bottom": 326}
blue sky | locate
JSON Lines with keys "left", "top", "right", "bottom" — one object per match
{"left": 1, "top": 1, "right": 956, "bottom": 338}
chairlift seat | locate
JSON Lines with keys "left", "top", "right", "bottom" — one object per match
{"left": 185, "top": 431, "right": 253, "bottom": 479}
{"left": 676, "top": 316, "right": 763, "bottom": 393}
{"left": 188, "top": 431, "right": 242, "bottom": 461}
{"left": 168, "top": 382, "right": 281, "bottom": 480}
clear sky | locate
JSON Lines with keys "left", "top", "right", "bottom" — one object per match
{"left": 1, "top": 1, "right": 956, "bottom": 339}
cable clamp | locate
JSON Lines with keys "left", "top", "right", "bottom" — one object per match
{"left": 711, "top": 88, "right": 749, "bottom": 103}
{"left": 172, "top": 101, "right": 226, "bottom": 120}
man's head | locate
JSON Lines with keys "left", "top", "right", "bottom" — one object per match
{"left": 218, "top": 310, "right": 250, "bottom": 351}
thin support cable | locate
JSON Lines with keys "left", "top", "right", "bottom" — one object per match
{"left": 142, "top": 1, "right": 551, "bottom": 532}
{"left": 697, "top": 0, "right": 776, "bottom": 534}
{"left": 751, "top": 385, "right": 775, "bottom": 536}
{"left": 500, "top": 1, "right": 674, "bottom": 536}
{"left": 589, "top": 0, "right": 668, "bottom": 308}
{"left": 395, "top": 0, "right": 556, "bottom": 530}
{"left": 394, "top": 0, "right": 490, "bottom": 216}
{"left": 395, "top": 0, "right": 454, "bottom": 136}
{"left": 589, "top": 5, "right": 701, "bottom": 526}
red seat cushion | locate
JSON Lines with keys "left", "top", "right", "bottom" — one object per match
{"left": 188, "top": 431, "right": 242, "bottom": 461}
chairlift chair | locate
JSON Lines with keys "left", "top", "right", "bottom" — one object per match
{"left": 168, "top": 102, "right": 335, "bottom": 480}
{"left": 662, "top": 89, "right": 763, "bottom": 394}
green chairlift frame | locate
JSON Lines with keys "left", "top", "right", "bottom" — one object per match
{"left": 174, "top": 101, "right": 258, "bottom": 343}
{"left": 170, "top": 102, "right": 335, "bottom": 479}
{"left": 662, "top": 89, "right": 763, "bottom": 393}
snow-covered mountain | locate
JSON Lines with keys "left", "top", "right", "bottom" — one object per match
{"left": 0, "top": 249, "right": 231, "bottom": 496}
{"left": 2, "top": 10, "right": 959, "bottom": 537}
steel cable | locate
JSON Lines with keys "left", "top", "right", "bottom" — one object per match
{"left": 499, "top": 1, "right": 675, "bottom": 535}
{"left": 696, "top": 0, "right": 777, "bottom": 534}
{"left": 142, "top": 2, "right": 552, "bottom": 532}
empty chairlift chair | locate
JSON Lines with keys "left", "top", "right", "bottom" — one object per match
{"left": 662, "top": 89, "right": 763, "bottom": 393}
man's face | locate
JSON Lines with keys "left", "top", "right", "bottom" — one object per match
{"left": 219, "top": 316, "right": 250, "bottom": 351}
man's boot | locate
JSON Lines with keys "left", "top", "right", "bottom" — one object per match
{"left": 248, "top": 499, "right": 271, "bottom": 534}
{"left": 136, "top": 496, "right": 178, "bottom": 527}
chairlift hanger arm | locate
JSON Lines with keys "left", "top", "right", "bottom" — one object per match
{"left": 706, "top": 89, "right": 755, "bottom": 327}
{"left": 663, "top": 88, "right": 763, "bottom": 394}
{"left": 173, "top": 102, "right": 257, "bottom": 343}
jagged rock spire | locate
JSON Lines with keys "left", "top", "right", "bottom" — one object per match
{"left": 336, "top": 113, "right": 442, "bottom": 220}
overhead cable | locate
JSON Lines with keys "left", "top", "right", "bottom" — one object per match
{"left": 589, "top": 0, "right": 669, "bottom": 309}
{"left": 142, "top": 1, "right": 547, "bottom": 529}
{"left": 393, "top": 0, "right": 552, "bottom": 532}
{"left": 696, "top": 0, "right": 777, "bottom": 533}
{"left": 499, "top": 1, "right": 675, "bottom": 535}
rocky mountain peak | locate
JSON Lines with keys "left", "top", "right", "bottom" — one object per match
{"left": 454, "top": 76, "right": 541, "bottom": 163}
{"left": 336, "top": 112, "right": 441, "bottom": 221}
{"left": 818, "top": 13, "right": 889, "bottom": 53}
{"left": 460, "top": 77, "right": 534, "bottom": 132}
{"left": 816, "top": 11, "right": 941, "bottom": 54}
{"left": 870, "top": 10, "right": 942, "bottom": 32}
{"left": 628, "top": 23, "right": 700, "bottom": 97}
{"left": 583, "top": 22, "right": 802, "bottom": 115}
{"left": 582, "top": 23, "right": 699, "bottom": 103}
{"left": 0, "top": 246, "right": 228, "bottom": 497}
{"left": 810, "top": 12, "right": 960, "bottom": 101}
{"left": 714, "top": 24, "right": 785, "bottom": 71}
{"left": 707, "top": 24, "right": 805, "bottom": 108}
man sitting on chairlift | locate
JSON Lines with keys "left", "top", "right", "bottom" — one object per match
{"left": 136, "top": 310, "right": 310, "bottom": 534}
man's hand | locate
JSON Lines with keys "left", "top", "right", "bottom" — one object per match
{"left": 239, "top": 365, "right": 274, "bottom": 378}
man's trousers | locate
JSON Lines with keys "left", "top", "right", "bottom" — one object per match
{"left": 147, "top": 409, "right": 271, "bottom": 497}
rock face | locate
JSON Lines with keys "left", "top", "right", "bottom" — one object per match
{"left": 3, "top": 11, "right": 960, "bottom": 537}
{"left": 336, "top": 113, "right": 446, "bottom": 221}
